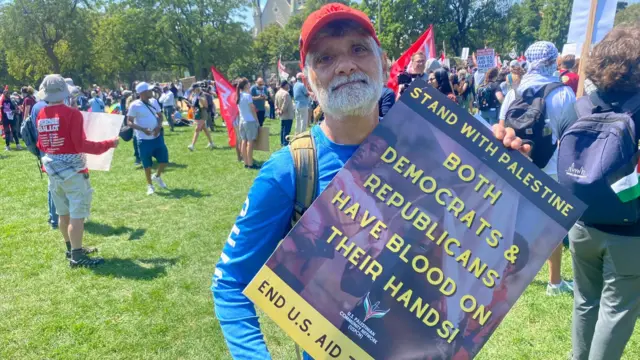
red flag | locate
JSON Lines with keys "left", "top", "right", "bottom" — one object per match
{"left": 387, "top": 25, "right": 436, "bottom": 94}
{"left": 211, "top": 66, "right": 238, "bottom": 147}
{"left": 440, "top": 51, "right": 446, "bottom": 62}
{"left": 495, "top": 54, "right": 502, "bottom": 68}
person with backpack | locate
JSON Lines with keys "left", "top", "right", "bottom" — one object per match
{"left": 36, "top": 74, "right": 119, "bottom": 267}
{"left": 499, "top": 41, "right": 578, "bottom": 296}
{"left": 88, "top": 91, "right": 105, "bottom": 113}
{"left": 556, "top": 26, "right": 640, "bottom": 360}
{"left": 210, "top": 4, "right": 529, "bottom": 359}
{"left": 477, "top": 67, "right": 504, "bottom": 124}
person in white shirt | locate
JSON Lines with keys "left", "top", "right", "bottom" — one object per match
{"left": 236, "top": 78, "right": 259, "bottom": 169}
{"left": 127, "top": 82, "right": 170, "bottom": 195}
{"left": 159, "top": 87, "right": 176, "bottom": 131}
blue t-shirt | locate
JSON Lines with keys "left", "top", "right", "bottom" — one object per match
{"left": 89, "top": 98, "right": 105, "bottom": 113}
{"left": 212, "top": 125, "right": 359, "bottom": 360}
{"left": 250, "top": 85, "right": 267, "bottom": 111}
{"left": 293, "top": 82, "right": 310, "bottom": 108}
{"left": 30, "top": 100, "right": 48, "bottom": 122}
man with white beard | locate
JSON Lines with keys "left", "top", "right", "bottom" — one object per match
{"left": 211, "top": 4, "right": 528, "bottom": 359}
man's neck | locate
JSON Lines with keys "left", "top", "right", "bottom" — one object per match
{"left": 321, "top": 106, "right": 379, "bottom": 145}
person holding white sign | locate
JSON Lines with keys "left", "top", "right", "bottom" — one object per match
{"left": 127, "top": 82, "right": 170, "bottom": 195}
{"left": 36, "top": 74, "right": 119, "bottom": 268}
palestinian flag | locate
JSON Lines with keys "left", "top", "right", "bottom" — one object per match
{"left": 610, "top": 153, "right": 640, "bottom": 203}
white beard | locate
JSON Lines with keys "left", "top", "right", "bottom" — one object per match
{"left": 309, "top": 67, "right": 383, "bottom": 120}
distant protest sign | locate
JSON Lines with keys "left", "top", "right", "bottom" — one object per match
{"left": 82, "top": 112, "right": 123, "bottom": 171}
{"left": 476, "top": 49, "right": 495, "bottom": 72}
{"left": 244, "top": 81, "right": 586, "bottom": 359}
{"left": 460, "top": 47, "right": 469, "bottom": 61}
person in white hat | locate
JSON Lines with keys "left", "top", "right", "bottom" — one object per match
{"left": 127, "top": 82, "right": 169, "bottom": 195}
{"left": 36, "top": 74, "right": 119, "bottom": 267}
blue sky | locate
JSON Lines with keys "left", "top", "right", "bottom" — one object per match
{"left": 238, "top": 0, "right": 640, "bottom": 29}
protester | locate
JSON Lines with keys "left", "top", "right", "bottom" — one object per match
{"left": 500, "top": 41, "right": 578, "bottom": 296}
{"left": 457, "top": 69, "right": 473, "bottom": 112}
{"left": 267, "top": 84, "right": 276, "bottom": 120}
{"left": 561, "top": 26, "right": 640, "bottom": 360}
{"left": 230, "top": 78, "right": 243, "bottom": 163}
{"left": 187, "top": 84, "right": 214, "bottom": 151}
{"left": 36, "top": 74, "right": 118, "bottom": 267}
{"left": 293, "top": 72, "right": 311, "bottom": 134}
{"left": 237, "top": 78, "right": 259, "bottom": 169}
{"left": 431, "top": 68, "right": 457, "bottom": 103}
{"left": 29, "top": 88, "right": 57, "bottom": 229}
{"left": 378, "top": 85, "right": 395, "bottom": 118}
{"left": 275, "top": 80, "right": 294, "bottom": 147}
{"left": 211, "top": 4, "right": 528, "bottom": 358}
{"left": 205, "top": 86, "right": 216, "bottom": 131}
{"left": 21, "top": 86, "right": 35, "bottom": 122}
{"left": 2, "top": 88, "right": 21, "bottom": 151}
{"left": 250, "top": 78, "right": 268, "bottom": 127}
{"left": 477, "top": 67, "right": 504, "bottom": 124}
{"left": 127, "top": 82, "right": 169, "bottom": 195}
{"left": 159, "top": 87, "right": 175, "bottom": 131}
{"left": 559, "top": 54, "right": 579, "bottom": 94}
{"left": 88, "top": 91, "right": 105, "bottom": 113}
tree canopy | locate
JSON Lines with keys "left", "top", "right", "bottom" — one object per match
{"left": 0, "top": 0, "right": 634, "bottom": 88}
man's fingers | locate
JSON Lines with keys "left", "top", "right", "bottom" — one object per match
{"left": 503, "top": 127, "right": 516, "bottom": 147}
{"left": 521, "top": 144, "right": 532, "bottom": 155}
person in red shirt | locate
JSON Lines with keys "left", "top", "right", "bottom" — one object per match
{"left": 36, "top": 74, "right": 119, "bottom": 268}
{"left": 559, "top": 54, "right": 579, "bottom": 94}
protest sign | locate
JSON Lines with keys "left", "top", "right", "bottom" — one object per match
{"left": 562, "top": 43, "right": 578, "bottom": 57}
{"left": 476, "top": 49, "right": 495, "bottom": 72}
{"left": 460, "top": 48, "right": 469, "bottom": 61}
{"left": 82, "top": 112, "right": 123, "bottom": 171}
{"left": 244, "top": 80, "right": 586, "bottom": 359}
{"left": 180, "top": 76, "right": 196, "bottom": 90}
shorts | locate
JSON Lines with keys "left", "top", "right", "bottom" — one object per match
{"left": 48, "top": 172, "right": 93, "bottom": 219}
{"left": 239, "top": 121, "right": 259, "bottom": 141}
{"left": 138, "top": 135, "right": 169, "bottom": 168}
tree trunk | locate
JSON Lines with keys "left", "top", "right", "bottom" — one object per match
{"left": 44, "top": 45, "right": 61, "bottom": 73}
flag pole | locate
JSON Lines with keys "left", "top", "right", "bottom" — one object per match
{"left": 576, "top": 0, "right": 598, "bottom": 98}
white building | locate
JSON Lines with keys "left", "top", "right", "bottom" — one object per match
{"left": 253, "top": 0, "right": 306, "bottom": 36}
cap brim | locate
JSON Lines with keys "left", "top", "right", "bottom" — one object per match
{"left": 38, "top": 84, "right": 73, "bottom": 103}
{"left": 302, "top": 12, "right": 378, "bottom": 65}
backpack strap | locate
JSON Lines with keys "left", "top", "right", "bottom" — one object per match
{"left": 539, "top": 82, "right": 566, "bottom": 99}
{"left": 289, "top": 131, "right": 318, "bottom": 227}
{"left": 622, "top": 92, "right": 640, "bottom": 116}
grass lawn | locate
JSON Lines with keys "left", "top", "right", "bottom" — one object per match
{"left": 1, "top": 118, "right": 638, "bottom": 360}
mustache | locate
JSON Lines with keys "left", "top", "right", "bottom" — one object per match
{"left": 329, "top": 72, "right": 370, "bottom": 92}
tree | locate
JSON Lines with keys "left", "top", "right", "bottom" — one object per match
{"left": 538, "top": 0, "right": 573, "bottom": 49}
{"left": 615, "top": 3, "right": 640, "bottom": 25}
{"left": 0, "top": 0, "right": 93, "bottom": 83}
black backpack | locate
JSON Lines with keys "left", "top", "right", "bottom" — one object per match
{"left": 504, "top": 82, "right": 565, "bottom": 168}
{"left": 477, "top": 82, "right": 497, "bottom": 111}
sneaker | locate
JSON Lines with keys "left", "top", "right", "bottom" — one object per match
{"left": 147, "top": 184, "right": 155, "bottom": 195}
{"left": 16, "top": 144, "right": 22, "bottom": 150}
{"left": 65, "top": 247, "right": 98, "bottom": 260}
{"left": 152, "top": 174, "right": 167, "bottom": 189}
{"left": 134, "top": 161, "right": 142, "bottom": 168}
{"left": 4, "top": 146, "right": 10, "bottom": 151}
{"left": 206, "top": 142, "right": 214, "bottom": 149}
{"left": 69, "top": 254, "right": 104, "bottom": 268}
{"left": 51, "top": 223, "right": 58, "bottom": 230}
{"left": 546, "top": 280, "right": 574, "bottom": 296}
{"left": 188, "top": 144, "right": 195, "bottom": 151}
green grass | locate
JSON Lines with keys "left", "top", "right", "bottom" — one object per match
{"left": 1, "top": 119, "right": 638, "bottom": 360}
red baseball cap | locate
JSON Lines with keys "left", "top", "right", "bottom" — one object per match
{"left": 299, "top": 3, "right": 380, "bottom": 67}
